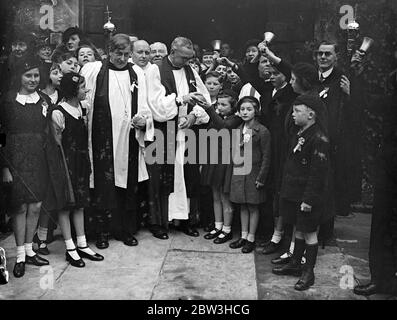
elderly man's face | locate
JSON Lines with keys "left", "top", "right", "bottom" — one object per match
{"left": 12, "top": 41, "right": 28, "bottom": 58}
{"left": 258, "top": 56, "right": 271, "bottom": 79}
{"left": 150, "top": 43, "right": 167, "bottom": 65}
{"left": 132, "top": 40, "right": 150, "bottom": 68}
{"left": 109, "top": 45, "right": 131, "bottom": 69}
{"left": 170, "top": 45, "right": 194, "bottom": 68}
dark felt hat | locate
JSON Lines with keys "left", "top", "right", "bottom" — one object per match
{"left": 292, "top": 62, "right": 319, "bottom": 90}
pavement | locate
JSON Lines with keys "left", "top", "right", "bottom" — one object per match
{"left": 0, "top": 212, "right": 394, "bottom": 300}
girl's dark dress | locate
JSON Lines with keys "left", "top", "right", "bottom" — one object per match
{"left": 52, "top": 104, "right": 90, "bottom": 209}
{"left": 0, "top": 92, "right": 49, "bottom": 208}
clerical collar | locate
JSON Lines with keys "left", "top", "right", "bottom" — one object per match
{"left": 16, "top": 91, "right": 40, "bottom": 106}
{"left": 319, "top": 67, "right": 334, "bottom": 81}
{"left": 108, "top": 61, "right": 129, "bottom": 71}
{"left": 167, "top": 56, "right": 183, "bottom": 70}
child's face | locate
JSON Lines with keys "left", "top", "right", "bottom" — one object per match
{"left": 77, "top": 79, "right": 88, "bottom": 101}
{"left": 245, "top": 46, "right": 259, "bottom": 63}
{"left": 227, "top": 68, "right": 239, "bottom": 83}
{"left": 239, "top": 102, "right": 256, "bottom": 122}
{"left": 217, "top": 97, "right": 233, "bottom": 116}
{"left": 78, "top": 47, "right": 95, "bottom": 66}
{"left": 202, "top": 54, "right": 213, "bottom": 67}
{"left": 60, "top": 57, "right": 79, "bottom": 74}
{"left": 205, "top": 76, "right": 221, "bottom": 97}
{"left": 269, "top": 68, "right": 286, "bottom": 89}
{"left": 50, "top": 68, "right": 63, "bottom": 87}
{"left": 215, "top": 65, "right": 227, "bottom": 77}
{"left": 292, "top": 104, "right": 313, "bottom": 127}
{"left": 38, "top": 46, "right": 53, "bottom": 61}
{"left": 21, "top": 68, "right": 40, "bottom": 93}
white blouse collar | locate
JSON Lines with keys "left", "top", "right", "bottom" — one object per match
{"left": 59, "top": 101, "right": 83, "bottom": 120}
{"left": 16, "top": 91, "right": 40, "bottom": 106}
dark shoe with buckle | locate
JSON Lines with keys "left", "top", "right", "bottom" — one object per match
{"left": 213, "top": 231, "right": 233, "bottom": 244}
{"left": 272, "top": 260, "right": 302, "bottom": 276}
{"left": 353, "top": 282, "right": 378, "bottom": 296}
{"left": 13, "top": 261, "right": 25, "bottom": 278}
{"left": 96, "top": 232, "right": 109, "bottom": 249}
{"left": 262, "top": 241, "right": 280, "bottom": 255}
{"left": 25, "top": 254, "right": 49, "bottom": 266}
{"left": 229, "top": 238, "right": 246, "bottom": 249}
{"left": 294, "top": 267, "right": 315, "bottom": 291}
{"left": 271, "top": 252, "right": 292, "bottom": 265}
{"left": 65, "top": 249, "right": 85, "bottom": 268}
{"left": 77, "top": 246, "right": 104, "bottom": 261}
{"left": 242, "top": 240, "right": 255, "bottom": 253}
{"left": 33, "top": 234, "right": 49, "bottom": 255}
{"left": 204, "top": 228, "right": 222, "bottom": 240}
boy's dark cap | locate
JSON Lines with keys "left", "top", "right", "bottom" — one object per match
{"left": 294, "top": 93, "right": 325, "bottom": 115}
{"left": 218, "top": 88, "right": 238, "bottom": 100}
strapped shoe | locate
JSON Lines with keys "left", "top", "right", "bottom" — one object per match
{"left": 77, "top": 246, "right": 104, "bottom": 261}
{"left": 33, "top": 234, "right": 49, "bottom": 255}
{"left": 213, "top": 231, "right": 233, "bottom": 244}
{"left": 204, "top": 228, "right": 222, "bottom": 240}
{"left": 65, "top": 249, "right": 85, "bottom": 268}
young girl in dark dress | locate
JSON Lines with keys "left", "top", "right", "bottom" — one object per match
{"left": 51, "top": 72, "right": 103, "bottom": 267}
{"left": 200, "top": 90, "right": 242, "bottom": 244}
{"left": 228, "top": 96, "right": 271, "bottom": 253}
{"left": 0, "top": 56, "right": 51, "bottom": 278}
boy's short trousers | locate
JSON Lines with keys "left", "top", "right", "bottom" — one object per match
{"left": 279, "top": 198, "right": 322, "bottom": 233}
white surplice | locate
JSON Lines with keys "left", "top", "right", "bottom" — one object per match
{"left": 80, "top": 61, "right": 153, "bottom": 189}
{"left": 145, "top": 64, "right": 210, "bottom": 221}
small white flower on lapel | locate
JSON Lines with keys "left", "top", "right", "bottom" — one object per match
{"left": 130, "top": 81, "right": 138, "bottom": 93}
{"left": 319, "top": 87, "right": 329, "bottom": 99}
{"left": 41, "top": 101, "right": 49, "bottom": 117}
{"left": 293, "top": 137, "right": 305, "bottom": 153}
{"left": 240, "top": 132, "right": 251, "bottom": 147}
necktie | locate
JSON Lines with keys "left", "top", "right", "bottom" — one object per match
{"left": 319, "top": 73, "right": 325, "bottom": 83}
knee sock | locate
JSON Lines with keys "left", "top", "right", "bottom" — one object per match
{"left": 77, "top": 235, "right": 96, "bottom": 256}
{"left": 16, "top": 246, "right": 25, "bottom": 263}
{"left": 271, "top": 229, "right": 284, "bottom": 244}
{"left": 241, "top": 231, "right": 248, "bottom": 239}
{"left": 247, "top": 233, "right": 255, "bottom": 243}
{"left": 65, "top": 239, "right": 80, "bottom": 260}
{"left": 24, "top": 243, "right": 35, "bottom": 257}
{"left": 37, "top": 226, "right": 48, "bottom": 242}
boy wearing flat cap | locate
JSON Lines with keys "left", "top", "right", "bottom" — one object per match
{"left": 272, "top": 94, "right": 329, "bottom": 291}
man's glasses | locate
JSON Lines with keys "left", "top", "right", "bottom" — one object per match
{"left": 316, "top": 51, "right": 334, "bottom": 57}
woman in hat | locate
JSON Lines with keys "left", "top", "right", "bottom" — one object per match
{"left": 0, "top": 56, "right": 52, "bottom": 278}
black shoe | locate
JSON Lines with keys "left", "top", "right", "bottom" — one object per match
{"left": 177, "top": 225, "right": 199, "bottom": 237}
{"left": 96, "top": 232, "right": 109, "bottom": 249}
{"left": 204, "top": 228, "right": 222, "bottom": 240}
{"left": 353, "top": 282, "right": 378, "bottom": 296}
{"left": 262, "top": 241, "right": 280, "bottom": 254}
{"left": 77, "top": 247, "right": 104, "bottom": 261}
{"left": 229, "top": 238, "right": 247, "bottom": 249}
{"left": 121, "top": 235, "right": 138, "bottom": 246}
{"left": 33, "top": 234, "right": 50, "bottom": 255}
{"left": 271, "top": 252, "right": 292, "bottom": 265}
{"left": 25, "top": 254, "right": 49, "bottom": 266}
{"left": 203, "top": 223, "right": 214, "bottom": 232}
{"left": 242, "top": 240, "right": 255, "bottom": 253}
{"left": 65, "top": 249, "right": 85, "bottom": 268}
{"left": 213, "top": 231, "right": 233, "bottom": 244}
{"left": 294, "top": 267, "right": 315, "bottom": 291}
{"left": 272, "top": 260, "right": 302, "bottom": 276}
{"left": 152, "top": 230, "right": 169, "bottom": 240}
{"left": 13, "top": 261, "right": 25, "bottom": 278}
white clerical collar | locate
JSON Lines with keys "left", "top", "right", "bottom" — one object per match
{"left": 59, "top": 101, "right": 83, "bottom": 120}
{"left": 272, "top": 82, "right": 288, "bottom": 97}
{"left": 319, "top": 67, "right": 334, "bottom": 80}
{"left": 16, "top": 91, "right": 40, "bottom": 106}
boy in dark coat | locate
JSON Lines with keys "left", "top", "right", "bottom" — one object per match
{"left": 272, "top": 94, "right": 329, "bottom": 291}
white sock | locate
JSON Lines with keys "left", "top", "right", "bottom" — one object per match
{"left": 214, "top": 222, "right": 223, "bottom": 231}
{"left": 24, "top": 243, "right": 35, "bottom": 257}
{"left": 76, "top": 235, "right": 87, "bottom": 248}
{"left": 247, "top": 233, "right": 255, "bottom": 243}
{"left": 280, "top": 252, "right": 290, "bottom": 259}
{"left": 222, "top": 225, "right": 231, "bottom": 233}
{"left": 37, "top": 227, "right": 48, "bottom": 241}
{"left": 241, "top": 231, "right": 248, "bottom": 239}
{"left": 270, "top": 229, "right": 284, "bottom": 244}
{"left": 16, "top": 246, "right": 25, "bottom": 263}
{"left": 65, "top": 239, "right": 80, "bottom": 260}
{"left": 289, "top": 240, "right": 295, "bottom": 254}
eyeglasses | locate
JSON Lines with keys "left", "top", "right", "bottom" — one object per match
{"left": 316, "top": 51, "right": 334, "bottom": 57}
